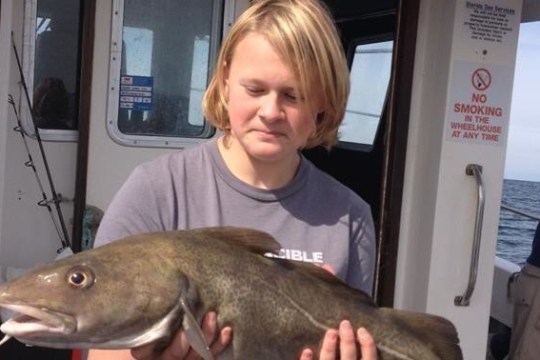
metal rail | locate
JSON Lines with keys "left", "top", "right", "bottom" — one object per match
{"left": 500, "top": 204, "right": 540, "bottom": 221}
{"left": 455, "top": 164, "right": 485, "bottom": 307}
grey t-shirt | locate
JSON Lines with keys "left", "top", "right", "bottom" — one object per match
{"left": 95, "top": 139, "right": 376, "bottom": 294}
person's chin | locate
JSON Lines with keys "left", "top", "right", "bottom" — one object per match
{"left": 247, "top": 143, "right": 289, "bottom": 161}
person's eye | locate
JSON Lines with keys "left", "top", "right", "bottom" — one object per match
{"left": 245, "top": 87, "right": 264, "bottom": 96}
{"left": 285, "top": 93, "right": 298, "bottom": 102}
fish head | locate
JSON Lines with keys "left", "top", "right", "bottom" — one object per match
{"left": 0, "top": 239, "right": 185, "bottom": 349}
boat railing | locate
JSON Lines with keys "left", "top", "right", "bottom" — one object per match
{"left": 500, "top": 203, "right": 540, "bottom": 221}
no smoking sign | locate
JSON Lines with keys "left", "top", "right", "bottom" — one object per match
{"left": 472, "top": 68, "right": 491, "bottom": 91}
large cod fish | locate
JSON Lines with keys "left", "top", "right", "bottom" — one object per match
{"left": 0, "top": 227, "right": 462, "bottom": 359}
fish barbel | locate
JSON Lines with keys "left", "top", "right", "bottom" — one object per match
{"left": 0, "top": 226, "right": 462, "bottom": 359}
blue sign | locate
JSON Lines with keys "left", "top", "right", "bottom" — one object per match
{"left": 119, "top": 75, "right": 154, "bottom": 111}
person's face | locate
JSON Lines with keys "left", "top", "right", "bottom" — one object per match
{"left": 224, "top": 33, "right": 320, "bottom": 163}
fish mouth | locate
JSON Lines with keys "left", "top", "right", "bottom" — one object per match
{"left": 0, "top": 303, "right": 77, "bottom": 344}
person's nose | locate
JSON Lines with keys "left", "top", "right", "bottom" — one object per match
{"left": 258, "top": 93, "right": 283, "bottom": 122}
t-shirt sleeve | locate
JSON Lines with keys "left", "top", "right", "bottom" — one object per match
{"left": 94, "top": 165, "right": 164, "bottom": 246}
{"left": 346, "top": 204, "right": 376, "bottom": 296}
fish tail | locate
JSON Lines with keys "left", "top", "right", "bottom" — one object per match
{"left": 379, "top": 308, "right": 463, "bottom": 360}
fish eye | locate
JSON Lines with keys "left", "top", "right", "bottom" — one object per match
{"left": 66, "top": 266, "right": 95, "bottom": 289}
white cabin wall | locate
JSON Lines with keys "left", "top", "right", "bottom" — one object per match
{"left": 85, "top": 0, "right": 250, "bottom": 213}
{"left": 393, "top": 0, "right": 456, "bottom": 311}
{"left": 395, "top": 0, "right": 521, "bottom": 359}
{"left": 0, "top": 0, "right": 14, "bottom": 252}
{"left": 0, "top": 0, "right": 77, "bottom": 269}
{"left": 85, "top": 0, "right": 180, "bottom": 214}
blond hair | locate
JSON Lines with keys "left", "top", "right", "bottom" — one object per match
{"left": 203, "top": 0, "right": 349, "bottom": 149}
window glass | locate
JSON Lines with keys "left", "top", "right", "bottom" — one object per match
{"left": 24, "top": 0, "right": 82, "bottom": 135}
{"left": 339, "top": 41, "right": 393, "bottom": 150}
{"left": 109, "top": 0, "right": 221, "bottom": 146}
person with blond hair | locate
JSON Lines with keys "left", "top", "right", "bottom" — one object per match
{"left": 89, "top": 0, "right": 377, "bottom": 359}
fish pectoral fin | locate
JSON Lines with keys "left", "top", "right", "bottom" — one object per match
{"left": 179, "top": 297, "right": 214, "bottom": 360}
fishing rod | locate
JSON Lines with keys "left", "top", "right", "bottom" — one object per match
{"left": 7, "top": 95, "right": 68, "bottom": 251}
{"left": 9, "top": 31, "right": 70, "bottom": 252}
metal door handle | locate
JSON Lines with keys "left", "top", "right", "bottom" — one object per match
{"left": 455, "top": 164, "right": 485, "bottom": 306}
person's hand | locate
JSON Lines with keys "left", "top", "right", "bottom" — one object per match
{"left": 299, "top": 320, "right": 377, "bottom": 360}
{"left": 131, "top": 312, "right": 232, "bottom": 360}
{"left": 319, "top": 263, "right": 336, "bottom": 275}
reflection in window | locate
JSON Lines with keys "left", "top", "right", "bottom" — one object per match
{"left": 120, "top": 27, "right": 153, "bottom": 124}
{"left": 123, "top": 27, "right": 153, "bottom": 76}
{"left": 339, "top": 41, "right": 393, "bottom": 149}
{"left": 112, "top": 0, "right": 219, "bottom": 141}
{"left": 32, "top": 0, "right": 82, "bottom": 131}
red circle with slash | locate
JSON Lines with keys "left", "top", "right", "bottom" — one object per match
{"left": 472, "top": 68, "right": 491, "bottom": 91}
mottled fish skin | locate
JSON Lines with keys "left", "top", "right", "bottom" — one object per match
{"left": 0, "top": 227, "right": 463, "bottom": 359}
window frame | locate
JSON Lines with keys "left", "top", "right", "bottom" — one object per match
{"left": 106, "top": 0, "right": 227, "bottom": 148}
{"left": 21, "top": 0, "right": 81, "bottom": 142}
{"left": 337, "top": 34, "right": 394, "bottom": 152}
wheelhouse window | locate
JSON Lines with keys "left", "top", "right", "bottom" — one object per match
{"left": 339, "top": 40, "right": 393, "bottom": 151}
{"left": 22, "top": 0, "right": 83, "bottom": 140}
{"left": 108, "top": 0, "right": 223, "bottom": 147}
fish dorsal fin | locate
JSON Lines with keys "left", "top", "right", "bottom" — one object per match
{"left": 379, "top": 308, "right": 463, "bottom": 360}
{"left": 271, "top": 258, "right": 376, "bottom": 306}
{"left": 190, "top": 226, "right": 282, "bottom": 255}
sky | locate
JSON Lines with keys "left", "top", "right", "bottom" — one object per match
{"left": 504, "top": 21, "right": 540, "bottom": 182}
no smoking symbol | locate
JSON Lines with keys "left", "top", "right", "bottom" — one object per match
{"left": 472, "top": 68, "right": 491, "bottom": 91}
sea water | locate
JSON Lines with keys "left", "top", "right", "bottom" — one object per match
{"left": 497, "top": 179, "right": 540, "bottom": 266}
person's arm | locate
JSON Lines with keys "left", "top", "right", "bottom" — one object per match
{"left": 347, "top": 208, "right": 377, "bottom": 296}
{"left": 87, "top": 350, "right": 133, "bottom": 360}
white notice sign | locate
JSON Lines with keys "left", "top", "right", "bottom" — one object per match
{"left": 445, "top": 61, "right": 514, "bottom": 146}
{"left": 462, "top": 1, "right": 520, "bottom": 46}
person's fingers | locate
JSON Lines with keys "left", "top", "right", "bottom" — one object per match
{"left": 298, "top": 348, "right": 314, "bottom": 360}
{"left": 339, "top": 320, "right": 358, "bottom": 359}
{"left": 209, "top": 326, "right": 232, "bottom": 355}
{"left": 318, "top": 263, "right": 336, "bottom": 275}
{"left": 200, "top": 311, "right": 218, "bottom": 349}
{"left": 132, "top": 312, "right": 225, "bottom": 360}
{"left": 318, "top": 328, "right": 339, "bottom": 360}
{"left": 131, "top": 343, "right": 155, "bottom": 360}
{"left": 184, "top": 312, "right": 219, "bottom": 360}
{"left": 357, "top": 327, "right": 377, "bottom": 360}
{"left": 131, "top": 328, "right": 192, "bottom": 360}
{"left": 183, "top": 337, "right": 203, "bottom": 359}
{"left": 131, "top": 343, "right": 154, "bottom": 360}
{"left": 133, "top": 317, "right": 369, "bottom": 360}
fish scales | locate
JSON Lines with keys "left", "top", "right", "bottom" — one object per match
{"left": 0, "top": 226, "right": 462, "bottom": 359}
